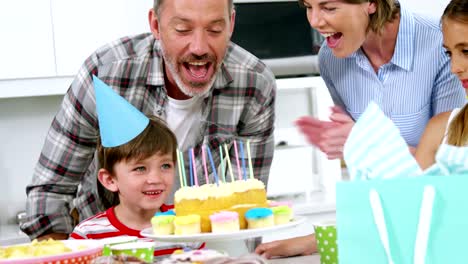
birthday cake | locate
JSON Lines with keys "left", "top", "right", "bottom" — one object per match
{"left": 159, "top": 249, "right": 269, "bottom": 264}
{"left": 159, "top": 249, "right": 227, "bottom": 263}
{"left": 174, "top": 179, "right": 268, "bottom": 232}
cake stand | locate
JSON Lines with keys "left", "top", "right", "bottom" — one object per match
{"left": 140, "top": 216, "right": 306, "bottom": 255}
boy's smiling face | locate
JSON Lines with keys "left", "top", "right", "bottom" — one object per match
{"left": 100, "top": 152, "right": 175, "bottom": 215}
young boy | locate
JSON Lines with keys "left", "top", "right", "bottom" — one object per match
{"left": 69, "top": 76, "right": 188, "bottom": 256}
{"left": 69, "top": 115, "right": 177, "bottom": 239}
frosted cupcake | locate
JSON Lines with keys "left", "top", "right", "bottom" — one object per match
{"left": 271, "top": 205, "right": 293, "bottom": 225}
{"left": 209, "top": 211, "right": 240, "bottom": 233}
{"left": 151, "top": 211, "right": 176, "bottom": 235}
{"left": 160, "top": 249, "right": 228, "bottom": 263}
{"left": 268, "top": 200, "right": 293, "bottom": 208}
{"left": 173, "top": 215, "right": 201, "bottom": 235}
{"left": 245, "top": 208, "right": 274, "bottom": 229}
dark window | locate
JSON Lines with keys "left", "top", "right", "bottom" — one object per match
{"left": 231, "top": 1, "right": 323, "bottom": 59}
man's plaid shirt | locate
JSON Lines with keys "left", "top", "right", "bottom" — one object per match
{"left": 21, "top": 33, "right": 276, "bottom": 239}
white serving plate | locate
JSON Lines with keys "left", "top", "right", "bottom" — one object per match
{"left": 140, "top": 216, "right": 306, "bottom": 243}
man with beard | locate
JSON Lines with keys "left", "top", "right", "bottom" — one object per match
{"left": 22, "top": 0, "right": 276, "bottom": 241}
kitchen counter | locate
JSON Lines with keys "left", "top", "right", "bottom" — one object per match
{"left": 0, "top": 224, "right": 30, "bottom": 246}
{"left": 268, "top": 255, "right": 320, "bottom": 263}
{"left": 262, "top": 190, "right": 336, "bottom": 244}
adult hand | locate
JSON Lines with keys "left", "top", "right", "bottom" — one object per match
{"left": 254, "top": 234, "right": 317, "bottom": 259}
{"left": 296, "top": 106, "right": 354, "bottom": 160}
{"left": 36, "top": 233, "right": 68, "bottom": 241}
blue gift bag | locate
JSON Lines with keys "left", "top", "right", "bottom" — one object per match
{"left": 336, "top": 175, "right": 468, "bottom": 264}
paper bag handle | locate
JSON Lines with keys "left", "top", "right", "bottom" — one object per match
{"left": 369, "top": 186, "right": 436, "bottom": 264}
{"left": 414, "top": 185, "right": 435, "bottom": 264}
{"left": 370, "top": 189, "right": 395, "bottom": 264}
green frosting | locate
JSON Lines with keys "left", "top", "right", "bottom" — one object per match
{"left": 151, "top": 215, "right": 175, "bottom": 224}
{"left": 271, "top": 205, "right": 292, "bottom": 215}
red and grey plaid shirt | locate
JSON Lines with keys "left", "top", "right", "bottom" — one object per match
{"left": 22, "top": 33, "right": 276, "bottom": 239}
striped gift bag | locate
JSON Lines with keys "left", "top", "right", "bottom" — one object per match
{"left": 336, "top": 102, "right": 468, "bottom": 264}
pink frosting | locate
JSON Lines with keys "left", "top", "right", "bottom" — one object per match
{"left": 268, "top": 201, "right": 292, "bottom": 208}
{"left": 209, "top": 211, "right": 239, "bottom": 222}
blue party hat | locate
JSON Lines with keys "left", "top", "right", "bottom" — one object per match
{"left": 93, "top": 75, "right": 149, "bottom": 147}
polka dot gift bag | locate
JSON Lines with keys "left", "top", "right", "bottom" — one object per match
{"left": 109, "top": 241, "right": 154, "bottom": 263}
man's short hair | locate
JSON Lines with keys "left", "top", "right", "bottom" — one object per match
{"left": 153, "top": 0, "right": 234, "bottom": 18}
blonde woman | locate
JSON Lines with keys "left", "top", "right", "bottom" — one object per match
{"left": 295, "top": 0, "right": 465, "bottom": 160}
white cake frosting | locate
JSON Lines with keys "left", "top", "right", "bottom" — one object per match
{"left": 174, "top": 179, "right": 265, "bottom": 203}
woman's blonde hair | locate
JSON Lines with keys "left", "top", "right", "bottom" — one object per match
{"left": 443, "top": 0, "right": 468, "bottom": 146}
{"left": 298, "top": 0, "right": 400, "bottom": 33}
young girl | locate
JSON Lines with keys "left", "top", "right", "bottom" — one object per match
{"left": 415, "top": 0, "right": 468, "bottom": 169}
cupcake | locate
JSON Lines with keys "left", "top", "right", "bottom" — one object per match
{"left": 160, "top": 249, "right": 228, "bottom": 263}
{"left": 268, "top": 200, "right": 293, "bottom": 208}
{"left": 157, "top": 209, "right": 176, "bottom": 216}
{"left": 271, "top": 205, "right": 293, "bottom": 225}
{"left": 151, "top": 212, "right": 176, "bottom": 235}
{"left": 245, "top": 208, "right": 274, "bottom": 229}
{"left": 209, "top": 211, "right": 240, "bottom": 233}
{"left": 173, "top": 215, "right": 201, "bottom": 235}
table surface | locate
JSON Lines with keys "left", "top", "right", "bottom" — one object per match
{"left": 268, "top": 255, "right": 320, "bottom": 264}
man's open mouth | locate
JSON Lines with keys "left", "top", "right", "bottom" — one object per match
{"left": 182, "top": 61, "right": 213, "bottom": 82}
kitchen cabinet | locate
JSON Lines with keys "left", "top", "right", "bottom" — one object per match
{"left": 0, "top": 0, "right": 56, "bottom": 79}
{"left": 51, "top": 0, "right": 150, "bottom": 76}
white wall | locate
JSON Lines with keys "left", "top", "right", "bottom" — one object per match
{"left": 0, "top": 96, "right": 63, "bottom": 225}
{"left": 400, "top": 0, "right": 451, "bottom": 19}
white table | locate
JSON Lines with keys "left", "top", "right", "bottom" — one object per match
{"left": 0, "top": 224, "right": 29, "bottom": 246}
{"left": 268, "top": 255, "right": 320, "bottom": 264}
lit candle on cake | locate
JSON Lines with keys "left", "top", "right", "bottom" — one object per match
{"left": 224, "top": 143, "right": 235, "bottom": 182}
{"left": 177, "top": 150, "right": 184, "bottom": 187}
{"left": 191, "top": 148, "right": 198, "bottom": 186}
{"left": 246, "top": 140, "right": 254, "bottom": 179}
{"left": 233, "top": 140, "right": 242, "bottom": 181}
{"left": 239, "top": 141, "right": 247, "bottom": 180}
{"left": 206, "top": 145, "right": 219, "bottom": 186}
{"left": 202, "top": 146, "right": 210, "bottom": 184}
{"left": 188, "top": 149, "right": 193, "bottom": 186}
{"left": 179, "top": 150, "right": 187, "bottom": 187}
{"left": 219, "top": 146, "right": 226, "bottom": 183}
